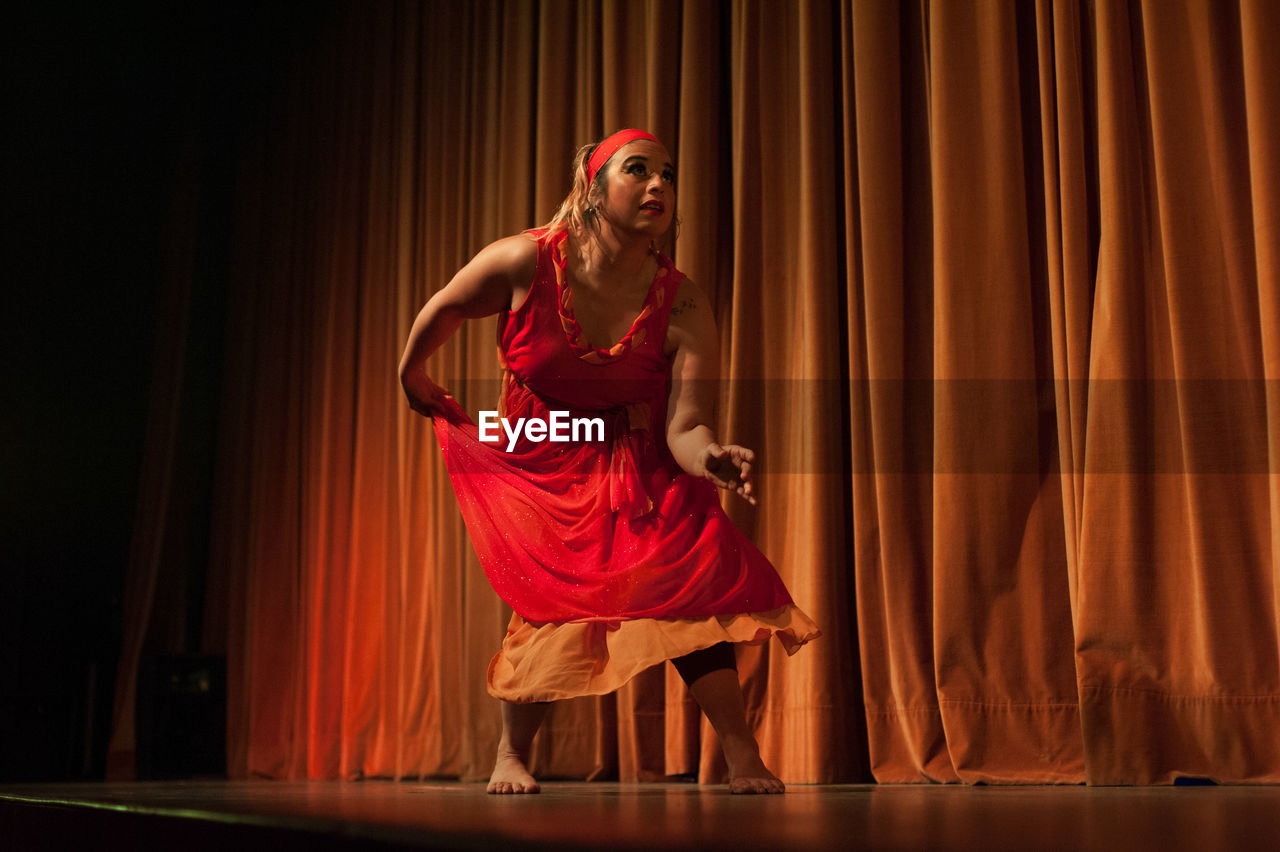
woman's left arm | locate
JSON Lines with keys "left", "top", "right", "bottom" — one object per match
{"left": 664, "top": 278, "right": 757, "bottom": 505}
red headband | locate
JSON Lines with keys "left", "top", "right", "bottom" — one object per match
{"left": 587, "top": 129, "right": 662, "bottom": 183}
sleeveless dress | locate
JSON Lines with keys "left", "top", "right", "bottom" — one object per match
{"left": 431, "top": 229, "right": 819, "bottom": 702}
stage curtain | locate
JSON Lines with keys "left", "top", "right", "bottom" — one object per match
{"left": 108, "top": 0, "right": 1279, "bottom": 785}
{"left": 846, "top": 0, "right": 1278, "bottom": 784}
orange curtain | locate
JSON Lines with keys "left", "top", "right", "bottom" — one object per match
{"left": 845, "top": 0, "right": 1278, "bottom": 784}
{"left": 108, "top": 0, "right": 1279, "bottom": 785}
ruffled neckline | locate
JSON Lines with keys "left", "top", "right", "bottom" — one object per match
{"left": 549, "top": 232, "right": 669, "bottom": 365}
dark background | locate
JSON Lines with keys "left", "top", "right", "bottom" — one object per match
{"left": 2, "top": 0, "right": 321, "bottom": 782}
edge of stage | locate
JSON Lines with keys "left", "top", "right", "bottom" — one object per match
{"left": 2, "top": 779, "right": 1278, "bottom": 851}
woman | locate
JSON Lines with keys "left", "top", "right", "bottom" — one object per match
{"left": 399, "top": 129, "right": 819, "bottom": 794}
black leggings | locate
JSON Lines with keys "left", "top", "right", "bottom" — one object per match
{"left": 670, "top": 642, "right": 737, "bottom": 686}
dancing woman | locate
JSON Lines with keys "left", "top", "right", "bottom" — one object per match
{"left": 399, "top": 129, "right": 819, "bottom": 794}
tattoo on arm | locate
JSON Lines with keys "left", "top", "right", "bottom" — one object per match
{"left": 670, "top": 297, "right": 697, "bottom": 317}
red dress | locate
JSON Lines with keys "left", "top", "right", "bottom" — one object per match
{"left": 432, "top": 230, "right": 819, "bottom": 701}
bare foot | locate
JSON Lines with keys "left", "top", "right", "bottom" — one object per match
{"left": 487, "top": 752, "right": 540, "bottom": 794}
{"left": 722, "top": 735, "right": 785, "bottom": 794}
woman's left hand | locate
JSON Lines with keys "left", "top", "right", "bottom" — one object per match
{"left": 699, "top": 442, "right": 757, "bottom": 505}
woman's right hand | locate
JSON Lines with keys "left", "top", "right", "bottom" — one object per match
{"left": 401, "top": 366, "right": 451, "bottom": 418}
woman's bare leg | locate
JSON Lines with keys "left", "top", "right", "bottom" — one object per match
{"left": 687, "top": 668, "right": 785, "bottom": 794}
{"left": 487, "top": 700, "right": 550, "bottom": 794}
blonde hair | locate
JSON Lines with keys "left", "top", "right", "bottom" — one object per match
{"left": 538, "top": 138, "right": 679, "bottom": 252}
{"left": 539, "top": 142, "right": 602, "bottom": 240}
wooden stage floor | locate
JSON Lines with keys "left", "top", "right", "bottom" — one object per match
{"left": 2, "top": 779, "right": 1278, "bottom": 850}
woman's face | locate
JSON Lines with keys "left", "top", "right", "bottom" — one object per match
{"left": 597, "top": 139, "right": 675, "bottom": 239}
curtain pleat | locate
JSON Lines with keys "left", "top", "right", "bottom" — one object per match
{"left": 847, "top": 0, "right": 957, "bottom": 784}
{"left": 108, "top": 0, "right": 1279, "bottom": 785}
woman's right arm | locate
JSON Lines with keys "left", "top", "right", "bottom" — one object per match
{"left": 399, "top": 234, "right": 536, "bottom": 416}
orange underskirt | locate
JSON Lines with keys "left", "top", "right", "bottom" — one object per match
{"left": 487, "top": 605, "right": 821, "bottom": 703}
